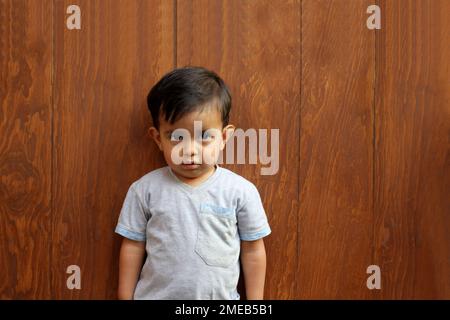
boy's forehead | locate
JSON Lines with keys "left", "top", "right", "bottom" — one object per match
{"left": 160, "top": 105, "right": 222, "bottom": 130}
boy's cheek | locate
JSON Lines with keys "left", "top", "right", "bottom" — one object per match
{"left": 159, "top": 141, "right": 221, "bottom": 165}
{"left": 165, "top": 146, "right": 179, "bottom": 165}
{"left": 157, "top": 142, "right": 174, "bottom": 163}
{"left": 202, "top": 143, "right": 222, "bottom": 162}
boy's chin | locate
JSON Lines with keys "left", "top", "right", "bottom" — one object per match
{"left": 172, "top": 164, "right": 215, "bottom": 178}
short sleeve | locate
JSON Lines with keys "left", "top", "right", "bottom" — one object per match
{"left": 114, "top": 184, "right": 149, "bottom": 242}
{"left": 237, "top": 183, "right": 272, "bottom": 241}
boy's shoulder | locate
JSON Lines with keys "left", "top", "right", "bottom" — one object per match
{"left": 130, "top": 166, "right": 170, "bottom": 189}
{"left": 217, "top": 166, "right": 261, "bottom": 196}
{"left": 219, "top": 166, "right": 255, "bottom": 186}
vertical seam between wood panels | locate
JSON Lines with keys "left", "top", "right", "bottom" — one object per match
{"left": 297, "top": 0, "right": 302, "bottom": 299}
{"left": 174, "top": 0, "right": 177, "bottom": 68}
{"left": 371, "top": 0, "right": 378, "bottom": 299}
{"left": 50, "top": 0, "right": 55, "bottom": 300}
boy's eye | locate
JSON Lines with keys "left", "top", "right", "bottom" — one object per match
{"left": 170, "top": 134, "right": 183, "bottom": 141}
{"left": 170, "top": 130, "right": 187, "bottom": 142}
{"left": 202, "top": 131, "right": 214, "bottom": 141}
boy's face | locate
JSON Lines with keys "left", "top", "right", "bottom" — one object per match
{"left": 148, "top": 104, "right": 234, "bottom": 182}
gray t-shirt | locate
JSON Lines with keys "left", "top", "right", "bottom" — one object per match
{"left": 115, "top": 164, "right": 271, "bottom": 300}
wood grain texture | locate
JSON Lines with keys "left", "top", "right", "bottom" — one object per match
{"left": 0, "top": 0, "right": 53, "bottom": 299}
{"left": 299, "top": 0, "right": 375, "bottom": 299}
{"left": 176, "top": 0, "right": 301, "bottom": 299}
{"left": 1, "top": 0, "right": 449, "bottom": 299}
{"left": 374, "top": 0, "right": 450, "bottom": 299}
{"left": 52, "top": 0, "right": 173, "bottom": 299}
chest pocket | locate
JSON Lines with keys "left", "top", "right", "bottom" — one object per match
{"left": 195, "top": 203, "right": 240, "bottom": 268}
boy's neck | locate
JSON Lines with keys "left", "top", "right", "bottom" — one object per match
{"left": 173, "top": 164, "right": 217, "bottom": 187}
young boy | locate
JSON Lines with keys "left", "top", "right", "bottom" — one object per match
{"left": 115, "top": 66, "right": 272, "bottom": 300}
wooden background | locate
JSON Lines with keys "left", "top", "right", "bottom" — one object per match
{"left": 0, "top": 0, "right": 448, "bottom": 299}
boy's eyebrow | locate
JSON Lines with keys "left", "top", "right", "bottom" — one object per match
{"left": 164, "top": 128, "right": 214, "bottom": 134}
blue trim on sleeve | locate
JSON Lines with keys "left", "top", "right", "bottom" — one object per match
{"left": 115, "top": 224, "right": 146, "bottom": 242}
{"left": 239, "top": 226, "right": 271, "bottom": 241}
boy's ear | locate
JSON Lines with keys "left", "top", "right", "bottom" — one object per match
{"left": 148, "top": 126, "right": 163, "bottom": 151}
{"left": 221, "top": 124, "right": 235, "bottom": 149}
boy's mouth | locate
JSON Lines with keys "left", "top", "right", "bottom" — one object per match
{"left": 180, "top": 162, "right": 200, "bottom": 170}
{"left": 180, "top": 160, "right": 201, "bottom": 169}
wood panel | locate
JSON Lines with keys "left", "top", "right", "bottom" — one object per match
{"left": 0, "top": 0, "right": 53, "bottom": 299}
{"left": 374, "top": 0, "right": 450, "bottom": 299}
{"left": 52, "top": 0, "right": 173, "bottom": 298}
{"left": 1, "top": 0, "right": 448, "bottom": 300}
{"left": 299, "top": 0, "right": 375, "bottom": 299}
{"left": 177, "top": 0, "right": 301, "bottom": 299}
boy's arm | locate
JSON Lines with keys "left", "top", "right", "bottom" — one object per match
{"left": 240, "top": 238, "right": 267, "bottom": 300}
{"left": 118, "top": 238, "right": 146, "bottom": 300}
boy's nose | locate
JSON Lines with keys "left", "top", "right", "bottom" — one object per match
{"left": 183, "top": 139, "right": 200, "bottom": 156}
